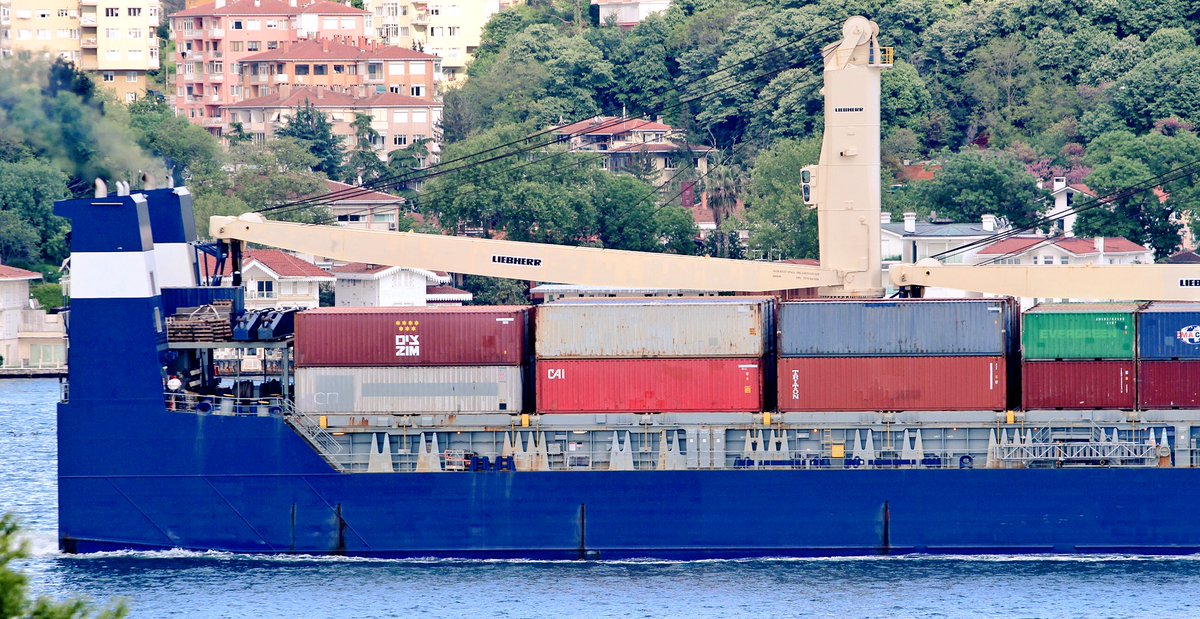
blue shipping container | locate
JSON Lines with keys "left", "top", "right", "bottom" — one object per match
{"left": 1138, "top": 302, "right": 1200, "bottom": 360}
{"left": 778, "top": 299, "right": 1013, "bottom": 357}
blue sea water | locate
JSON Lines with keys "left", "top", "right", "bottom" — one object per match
{"left": 6, "top": 378, "right": 1200, "bottom": 619}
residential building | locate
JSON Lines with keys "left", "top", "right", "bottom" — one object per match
{"left": 0, "top": 265, "right": 65, "bottom": 369}
{"left": 881, "top": 212, "right": 1007, "bottom": 267}
{"left": 972, "top": 236, "right": 1151, "bottom": 267}
{"left": 1039, "top": 176, "right": 1095, "bottom": 236}
{"left": 332, "top": 263, "right": 469, "bottom": 306}
{"left": 237, "top": 36, "right": 440, "bottom": 100}
{"left": 223, "top": 85, "right": 441, "bottom": 159}
{"left": 240, "top": 249, "right": 334, "bottom": 309}
{"left": 0, "top": 0, "right": 161, "bottom": 102}
{"left": 592, "top": 0, "right": 669, "bottom": 29}
{"left": 170, "top": 0, "right": 371, "bottom": 134}
{"left": 364, "top": 0, "right": 517, "bottom": 82}
{"left": 323, "top": 179, "right": 410, "bottom": 230}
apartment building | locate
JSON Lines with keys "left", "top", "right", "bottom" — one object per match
{"left": 365, "top": 0, "right": 516, "bottom": 82}
{"left": 238, "top": 36, "right": 439, "bottom": 100}
{"left": 554, "top": 116, "right": 712, "bottom": 186}
{"left": 223, "top": 85, "right": 441, "bottom": 159}
{"left": 170, "top": 0, "right": 370, "bottom": 134}
{"left": 0, "top": 0, "right": 161, "bottom": 102}
{"left": 592, "top": 0, "right": 669, "bottom": 29}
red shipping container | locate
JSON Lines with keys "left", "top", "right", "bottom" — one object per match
{"left": 777, "top": 357, "right": 1007, "bottom": 412}
{"left": 295, "top": 306, "right": 528, "bottom": 367}
{"left": 536, "top": 358, "right": 763, "bottom": 413}
{"left": 1022, "top": 360, "right": 1134, "bottom": 410}
{"left": 1138, "top": 361, "right": 1200, "bottom": 409}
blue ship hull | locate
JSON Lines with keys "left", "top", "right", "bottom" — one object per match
{"left": 58, "top": 400, "right": 1200, "bottom": 558}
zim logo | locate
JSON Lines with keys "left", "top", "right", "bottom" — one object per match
{"left": 1178, "top": 325, "right": 1200, "bottom": 345}
{"left": 395, "top": 320, "right": 421, "bottom": 357}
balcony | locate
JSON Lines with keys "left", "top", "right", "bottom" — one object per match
{"left": 411, "top": 12, "right": 429, "bottom": 25}
{"left": 80, "top": 0, "right": 97, "bottom": 5}
{"left": 81, "top": 37, "right": 97, "bottom": 48}
{"left": 202, "top": 117, "right": 224, "bottom": 128}
{"left": 188, "top": 51, "right": 203, "bottom": 62}
{"left": 208, "top": 28, "right": 224, "bottom": 38}
{"left": 80, "top": 16, "right": 96, "bottom": 26}
{"left": 208, "top": 93, "right": 221, "bottom": 103}
{"left": 208, "top": 73, "right": 223, "bottom": 82}
{"left": 273, "top": 74, "right": 288, "bottom": 84}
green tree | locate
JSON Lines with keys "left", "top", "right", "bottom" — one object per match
{"left": 0, "top": 159, "right": 70, "bottom": 264}
{"left": 462, "top": 275, "right": 530, "bottom": 305}
{"left": 126, "top": 96, "right": 222, "bottom": 184}
{"left": 0, "top": 211, "right": 39, "bottom": 265}
{"left": 276, "top": 101, "right": 343, "bottom": 179}
{"left": 29, "top": 283, "right": 64, "bottom": 309}
{"left": 344, "top": 113, "right": 388, "bottom": 184}
{"left": 0, "top": 513, "right": 126, "bottom": 618}
{"left": 222, "top": 139, "right": 329, "bottom": 223}
{"left": 1074, "top": 156, "right": 1183, "bottom": 258}
{"left": 912, "top": 149, "right": 1047, "bottom": 227}
{"left": 592, "top": 173, "right": 698, "bottom": 253}
{"left": 745, "top": 138, "right": 820, "bottom": 260}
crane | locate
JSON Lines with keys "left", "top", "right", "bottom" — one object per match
{"left": 211, "top": 17, "right": 1199, "bottom": 301}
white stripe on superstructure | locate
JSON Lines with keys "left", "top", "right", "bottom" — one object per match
{"left": 153, "top": 243, "right": 197, "bottom": 288}
{"left": 70, "top": 251, "right": 160, "bottom": 299}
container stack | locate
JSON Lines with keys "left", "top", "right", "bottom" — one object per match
{"left": 1136, "top": 302, "right": 1200, "bottom": 409}
{"left": 776, "top": 299, "right": 1014, "bottom": 411}
{"left": 1021, "top": 303, "right": 1139, "bottom": 410}
{"left": 293, "top": 306, "right": 529, "bottom": 414}
{"left": 534, "top": 298, "right": 772, "bottom": 413}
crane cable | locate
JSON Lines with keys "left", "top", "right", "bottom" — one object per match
{"left": 255, "top": 22, "right": 838, "bottom": 215}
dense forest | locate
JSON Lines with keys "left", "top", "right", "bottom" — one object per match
{"left": 3, "top": 0, "right": 1200, "bottom": 302}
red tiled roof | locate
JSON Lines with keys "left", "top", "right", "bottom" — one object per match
{"left": 226, "top": 87, "right": 437, "bottom": 110}
{"left": 977, "top": 236, "right": 1147, "bottom": 255}
{"left": 240, "top": 38, "right": 437, "bottom": 63}
{"left": 174, "top": 0, "right": 368, "bottom": 17}
{"left": 247, "top": 249, "right": 333, "bottom": 278}
{"left": 899, "top": 164, "right": 939, "bottom": 183}
{"left": 0, "top": 264, "right": 41, "bottom": 281}
{"left": 298, "top": 0, "right": 369, "bottom": 15}
{"left": 323, "top": 179, "right": 405, "bottom": 204}
{"left": 555, "top": 117, "right": 673, "bottom": 136}
{"left": 330, "top": 262, "right": 396, "bottom": 274}
{"left": 608, "top": 142, "right": 714, "bottom": 153}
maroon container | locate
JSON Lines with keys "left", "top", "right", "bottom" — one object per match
{"left": 536, "top": 358, "right": 763, "bottom": 413}
{"left": 1022, "top": 360, "right": 1134, "bottom": 410}
{"left": 295, "top": 306, "right": 528, "bottom": 367}
{"left": 777, "top": 357, "right": 1007, "bottom": 412}
{"left": 1138, "top": 361, "right": 1200, "bottom": 409}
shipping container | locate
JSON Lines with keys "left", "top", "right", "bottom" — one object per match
{"left": 777, "top": 299, "right": 1014, "bottom": 357}
{"left": 776, "top": 357, "right": 1007, "bottom": 412}
{"left": 1021, "top": 303, "right": 1139, "bottom": 360}
{"left": 536, "top": 358, "right": 763, "bottom": 413}
{"left": 1138, "top": 361, "right": 1200, "bottom": 409}
{"left": 1022, "top": 360, "right": 1135, "bottom": 410}
{"left": 295, "top": 306, "right": 528, "bottom": 367}
{"left": 1137, "top": 302, "right": 1200, "bottom": 360}
{"left": 535, "top": 297, "right": 772, "bottom": 359}
{"left": 295, "top": 366, "right": 523, "bottom": 413}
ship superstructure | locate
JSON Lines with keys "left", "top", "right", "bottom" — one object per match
{"left": 53, "top": 18, "right": 1200, "bottom": 558}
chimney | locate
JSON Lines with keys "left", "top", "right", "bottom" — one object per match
{"left": 289, "top": 0, "right": 297, "bottom": 6}
{"left": 214, "top": 0, "right": 225, "bottom": 7}
{"left": 1053, "top": 176, "right": 1067, "bottom": 192}
{"left": 253, "top": 0, "right": 260, "bottom": 6}
{"left": 356, "top": 84, "right": 366, "bottom": 97}
{"left": 322, "top": 39, "right": 329, "bottom": 52}
{"left": 316, "top": 87, "right": 324, "bottom": 99}
{"left": 903, "top": 212, "right": 916, "bottom": 234}
{"left": 880, "top": 212, "right": 892, "bottom": 224}
{"left": 1096, "top": 237, "right": 1105, "bottom": 260}
{"left": 982, "top": 214, "right": 995, "bottom": 232}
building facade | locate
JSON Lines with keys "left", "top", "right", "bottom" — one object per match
{"left": 0, "top": 265, "right": 66, "bottom": 369}
{"left": 1, "top": 0, "right": 161, "bottom": 102}
{"left": 591, "top": 0, "right": 669, "bottom": 29}
{"left": 223, "top": 85, "right": 441, "bottom": 159}
{"left": 170, "top": 0, "right": 370, "bottom": 133}
{"left": 237, "top": 36, "right": 439, "bottom": 100}
{"left": 364, "top": 0, "right": 515, "bottom": 82}
{"left": 332, "top": 263, "right": 467, "bottom": 306}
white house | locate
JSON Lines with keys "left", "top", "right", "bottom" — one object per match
{"left": 1040, "top": 176, "right": 1096, "bottom": 236}
{"left": 241, "top": 250, "right": 335, "bottom": 310}
{"left": 332, "top": 263, "right": 472, "bottom": 306}
{"left": 0, "top": 264, "right": 65, "bottom": 369}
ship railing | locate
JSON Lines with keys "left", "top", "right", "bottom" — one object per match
{"left": 991, "top": 441, "right": 1158, "bottom": 466}
{"left": 164, "top": 391, "right": 287, "bottom": 417}
{"left": 283, "top": 406, "right": 347, "bottom": 466}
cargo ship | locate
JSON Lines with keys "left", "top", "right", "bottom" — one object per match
{"left": 55, "top": 17, "right": 1200, "bottom": 557}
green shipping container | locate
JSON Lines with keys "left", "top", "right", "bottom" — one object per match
{"left": 1022, "top": 303, "right": 1140, "bottom": 360}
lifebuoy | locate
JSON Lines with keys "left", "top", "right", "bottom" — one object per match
{"left": 958, "top": 454, "right": 974, "bottom": 469}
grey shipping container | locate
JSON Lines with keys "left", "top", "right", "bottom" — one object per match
{"left": 778, "top": 299, "right": 1014, "bottom": 357}
{"left": 535, "top": 297, "right": 772, "bottom": 359}
{"left": 295, "top": 366, "right": 523, "bottom": 413}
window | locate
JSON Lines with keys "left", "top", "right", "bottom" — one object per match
{"left": 57, "top": 29, "right": 70, "bottom": 38}
{"left": 126, "top": 71, "right": 139, "bottom": 82}
{"left": 247, "top": 41, "right": 260, "bottom": 51}
{"left": 16, "top": 30, "right": 31, "bottom": 40}
{"left": 256, "top": 281, "right": 274, "bottom": 297}
{"left": 313, "top": 64, "right": 327, "bottom": 75}
{"left": 412, "top": 110, "right": 427, "bottom": 123}
{"left": 447, "top": 26, "right": 459, "bottom": 36}
{"left": 429, "top": 26, "right": 442, "bottom": 36}
{"left": 247, "top": 20, "right": 261, "bottom": 30}
{"left": 388, "top": 61, "right": 403, "bottom": 74}
{"left": 389, "top": 85, "right": 400, "bottom": 94}
{"left": 128, "top": 7, "right": 142, "bottom": 16}
{"left": 232, "top": 20, "right": 243, "bottom": 30}
{"left": 392, "top": 110, "right": 408, "bottom": 122}
{"left": 106, "top": 49, "right": 120, "bottom": 60}
{"left": 333, "top": 64, "right": 344, "bottom": 74}
{"left": 57, "top": 9, "right": 69, "bottom": 17}
{"left": 102, "top": 72, "right": 115, "bottom": 82}
{"left": 36, "top": 29, "right": 50, "bottom": 40}
{"left": 664, "top": 156, "right": 678, "bottom": 170}
{"left": 266, "top": 20, "right": 278, "bottom": 29}
{"left": 323, "top": 17, "right": 337, "bottom": 29}
{"left": 399, "top": 26, "right": 409, "bottom": 36}
{"left": 266, "top": 40, "right": 278, "bottom": 49}
{"left": 409, "top": 85, "right": 424, "bottom": 97}
{"left": 105, "top": 8, "right": 119, "bottom": 17}
{"left": 340, "top": 17, "right": 355, "bottom": 29}
{"left": 295, "top": 64, "right": 310, "bottom": 75}
{"left": 128, "top": 28, "right": 143, "bottom": 38}
{"left": 37, "top": 10, "right": 50, "bottom": 18}
{"left": 128, "top": 49, "right": 143, "bottom": 59}
{"left": 125, "top": 92, "right": 137, "bottom": 103}
{"left": 408, "top": 61, "right": 425, "bottom": 74}
{"left": 1059, "top": 256, "right": 1069, "bottom": 265}
{"left": 230, "top": 41, "right": 242, "bottom": 52}
{"left": 393, "top": 134, "right": 407, "bottom": 145}
{"left": 104, "top": 28, "right": 119, "bottom": 38}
